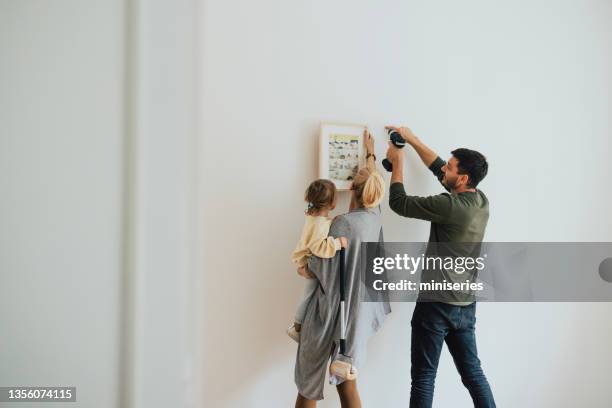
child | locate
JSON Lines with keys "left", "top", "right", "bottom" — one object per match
{"left": 288, "top": 179, "right": 347, "bottom": 342}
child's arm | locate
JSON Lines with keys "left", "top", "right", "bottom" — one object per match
{"left": 306, "top": 216, "right": 350, "bottom": 286}
{"left": 309, "top": 235, "right": 347, "bottom": 258}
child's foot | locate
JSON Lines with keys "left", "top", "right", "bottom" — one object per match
{"left": 287, "top": 322, "right": 301, "bottom": 343}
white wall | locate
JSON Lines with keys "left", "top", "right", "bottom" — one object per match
{"left": 0, "top": 2, "right": 203, "bottom": 408}
{"left": 0, "top": 1, "right": 125, "bottom": 407}
{"left": 199, "top": 0, "right": 612, "bottom": 407}
{"left": 127, "top": 0, "right": 202, "bottom": 407}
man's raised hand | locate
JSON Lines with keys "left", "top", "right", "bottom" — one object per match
{"left": 387, "top": 125, "right": 438, "bottom": 168}
{"left": 385, "top": 125, "right": 418, "bottom": 146}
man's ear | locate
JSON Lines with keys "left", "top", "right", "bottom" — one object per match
{"left": 459, "top": 174, "right": 470, "bottom": 187}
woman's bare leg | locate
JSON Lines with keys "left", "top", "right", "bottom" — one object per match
{"left": 295, "top": 393, "right": 316, "bottom": 408}
{"left": 337, "top": 380, "right": 361, "bottom": 408}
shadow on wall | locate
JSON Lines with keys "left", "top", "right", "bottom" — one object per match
{"left": 200, "top": 123, "right": 331, "bottom": 405}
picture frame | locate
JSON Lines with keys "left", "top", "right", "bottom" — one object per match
{"left": 319, "top": 122, "right": 367, "bottom": 191}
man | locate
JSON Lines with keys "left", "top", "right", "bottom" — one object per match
{"left": 385, "top": 125, "right": 495, "bottom": 408}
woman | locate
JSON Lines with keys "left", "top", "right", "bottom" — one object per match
{"left": 294, "top": 131, "right": 391, "bottom": 408}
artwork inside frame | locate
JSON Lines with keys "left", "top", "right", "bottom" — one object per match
{"left": 319, "top": 122, "right": 366, "bottom": 191}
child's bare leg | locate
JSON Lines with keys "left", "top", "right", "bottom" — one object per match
{"left": 295, "top": 393, "right": 317, "bottom": 408}
{"left": 337, "top": 380, "right": 361, "bottom": 408}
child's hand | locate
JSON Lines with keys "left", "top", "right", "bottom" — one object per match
{"left": 339, "top": 237, "right": 348, "bottom": 248}
{"left": 297, "top": 266, "right": 315, "bottom": 279}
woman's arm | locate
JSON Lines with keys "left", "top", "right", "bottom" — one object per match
{"left": 350, "top": 130, "right": 376, "bottom": 212}
{"left": 364, "top": 129, "right": 376, "bottom": 170}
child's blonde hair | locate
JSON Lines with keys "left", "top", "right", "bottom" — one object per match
{"left": 351, "top": 167, "right": 385, "bottom": 208}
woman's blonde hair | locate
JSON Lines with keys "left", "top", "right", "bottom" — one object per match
{"left": 351, "top": 167, "right": 385, "bottom": 208}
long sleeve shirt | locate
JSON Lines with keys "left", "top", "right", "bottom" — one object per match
{"left": 291, "top": 215, "right": 342, "bottom": 267}
{"left": 389, "top": 156, "right": 489, "bottom": 305}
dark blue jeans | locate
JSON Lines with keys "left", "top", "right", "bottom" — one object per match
{"left": 410, "top": 302, "right": 495, "bottom": 408}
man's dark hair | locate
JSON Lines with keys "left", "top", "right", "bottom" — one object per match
{"left": 450, "top": 148, "right": 488, "bottom": 188}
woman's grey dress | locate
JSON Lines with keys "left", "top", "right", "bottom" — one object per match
{"left": 294, "top": 206, "right": 391, "bottom": 400}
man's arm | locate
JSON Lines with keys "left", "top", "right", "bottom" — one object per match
{"left": 385, "top": 132, "right": 451, "bottom": 223}
{"left": 386, "top": 125, "right": 448, "bottom": 190}
{"left": 408, "top": 134, "right": 438, "bottom": 168}
{"left": 386, "top": 126, "right": 438, "bottom": 167}
{"left": 427, "top": 156, "right": 448, "bottom": 190}
{"left": 388, "top": 183, "right": 452, "bottom": 223}
{"left": 390, "top": 145, "right": 404, "bottom": 185}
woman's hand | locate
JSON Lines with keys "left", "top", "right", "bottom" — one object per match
{"left": 339, "top": 237, "right": 348, "bottom": 248}
{"left": 297, "top": 265, "right": 315, "bottom": 279}
{"left": 364, "top": 129, "right": 375, "bottom": 154}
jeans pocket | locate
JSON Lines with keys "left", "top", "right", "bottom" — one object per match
{"left": 467, "top": 304, "right": 477, "bottom": 328}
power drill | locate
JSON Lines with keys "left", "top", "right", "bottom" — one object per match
{"left": 382, "top": 128, "right": 406, "bottom": 172}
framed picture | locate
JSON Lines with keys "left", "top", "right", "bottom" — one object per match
{"left": 319, "top": 122, "right": 366, "bottom": 190}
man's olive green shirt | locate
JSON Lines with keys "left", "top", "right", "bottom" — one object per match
{"left": 389, "top": 157, "right": 489, "bottom": 305}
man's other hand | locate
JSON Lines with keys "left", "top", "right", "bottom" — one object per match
{"left": 386, "top": 142, "right": 404, "bottom": 164}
